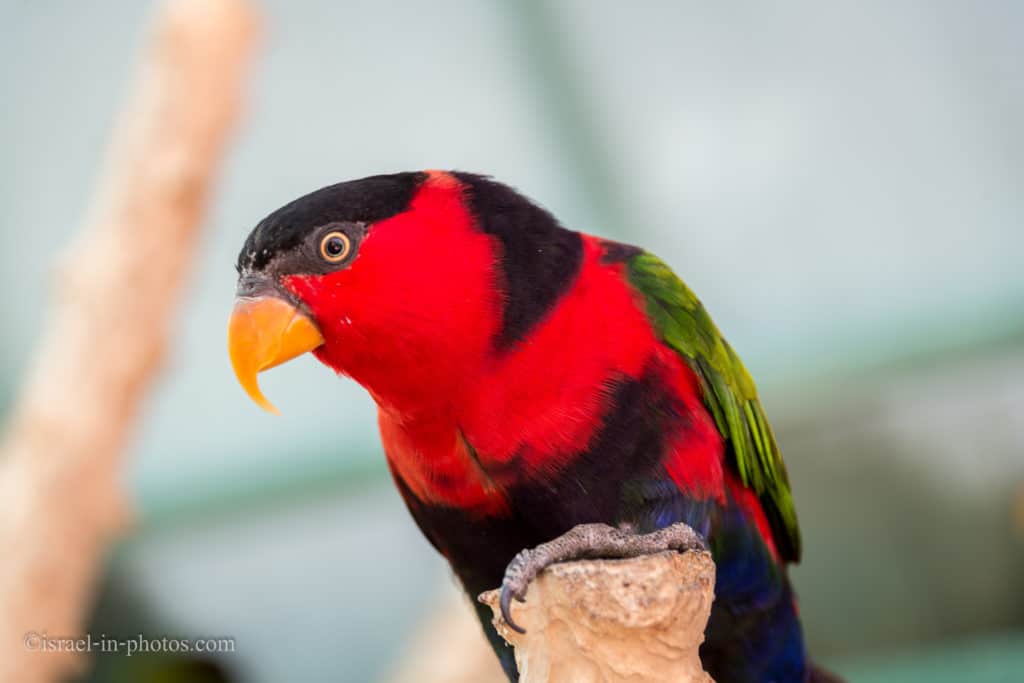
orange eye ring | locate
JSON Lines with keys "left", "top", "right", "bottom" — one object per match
{"left": 319, "top": 231, "right": 352, "bottom": 263}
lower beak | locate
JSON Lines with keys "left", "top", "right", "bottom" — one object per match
{"left": 228, "top": 296, "right": 324, "bottom": 414}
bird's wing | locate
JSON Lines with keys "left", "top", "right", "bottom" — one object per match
{"left": 626, "top": 251, "right": 801, "bottom": 562}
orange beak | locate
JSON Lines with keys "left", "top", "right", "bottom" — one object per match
{"left": 227, "top": 296, "right": 324, "bottom": 414}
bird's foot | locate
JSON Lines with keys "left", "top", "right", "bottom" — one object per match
{"left": 494, "top": 522, "right": 706, "bottom": 633}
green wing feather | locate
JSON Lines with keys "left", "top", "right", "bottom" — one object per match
{"left": 626, "top": 251, "right": 802, "bottom": 562}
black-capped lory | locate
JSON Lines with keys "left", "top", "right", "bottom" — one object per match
{"left": 227, "top": 172, "right": 840, "bottom": 683}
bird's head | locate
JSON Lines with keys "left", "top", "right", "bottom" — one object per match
{"left": 228, "top": 171, "right": 577, "bottom": 415}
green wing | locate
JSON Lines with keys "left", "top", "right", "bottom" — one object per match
{"left": 627, "top": 251, "right": 801, "bottom": 562}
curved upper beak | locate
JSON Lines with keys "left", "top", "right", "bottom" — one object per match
{"left": 228, "top": 295, "right": 324, "bottom": 414}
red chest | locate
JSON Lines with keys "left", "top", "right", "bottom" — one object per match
{"left": 376, "top": 237, "right": 726, "bottom": 516}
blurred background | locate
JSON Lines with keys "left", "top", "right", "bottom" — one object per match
{"left": 2, "top": 1, "right": 1022, "bottom": 682}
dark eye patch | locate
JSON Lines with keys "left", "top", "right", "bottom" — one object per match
{"left": 258, "top": 221, "right": 367, "bottom": 277}
{"left": 236, "top": 172, "right": 426, "bottom": 273}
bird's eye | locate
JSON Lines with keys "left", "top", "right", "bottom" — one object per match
{"left": 319, "top": 231, "right": 352, "bottom": 263}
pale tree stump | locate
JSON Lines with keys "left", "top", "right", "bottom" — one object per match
{"left": 480, "top": 551, "right": 716, "bottom": 683}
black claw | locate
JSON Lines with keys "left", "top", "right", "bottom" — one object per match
{"left": 499, "top": 585, "right": 527, "bottom": 634}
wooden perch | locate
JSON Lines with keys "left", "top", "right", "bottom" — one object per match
{"left": 0, "top": 1, "right": 257, "bottom": 680}
{"left": 480, "top": 550, "right": 716, "bottom": 683}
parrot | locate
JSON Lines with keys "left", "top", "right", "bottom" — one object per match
{"left": 227, "top": 171, "right": 840, "bottom": 682}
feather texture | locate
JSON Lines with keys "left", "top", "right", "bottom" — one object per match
{"left": 626, "top": 251, "right": 801, "bottom": 562}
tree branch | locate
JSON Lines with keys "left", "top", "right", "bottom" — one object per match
{"left": 0, "top": 1, "right": 257, "bottom": 680}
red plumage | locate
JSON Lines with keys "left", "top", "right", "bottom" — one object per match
{"left": 285, "top": 172, "right": 736, "bottom": 529}
{"left": 239, "top": 170, "right": 815, "bottom": 681}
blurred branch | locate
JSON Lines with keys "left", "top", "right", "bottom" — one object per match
{"left": 479, "top": 551, "right": 715, "bottom": 683}
{"left": 0, "top": 1, "right": 257, "bottom": 680}
{"left": 385, "top": 588, "right": 507, "bottom": 683}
